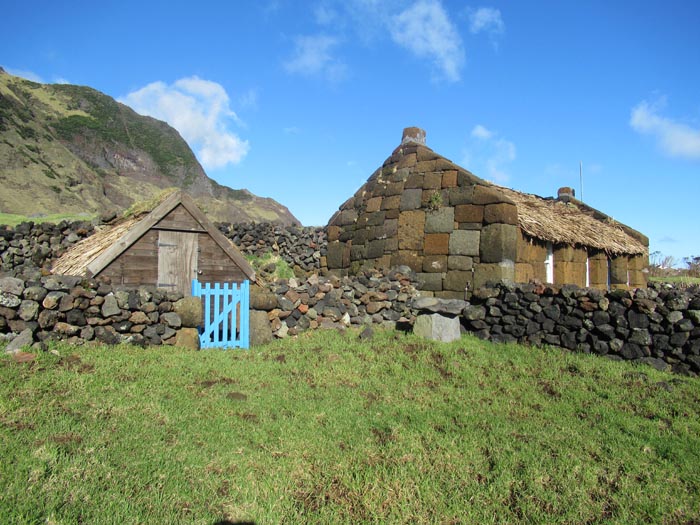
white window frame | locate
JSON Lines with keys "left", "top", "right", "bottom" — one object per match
{"left": 545, "top": 242, "right": 554, "bottom": 284}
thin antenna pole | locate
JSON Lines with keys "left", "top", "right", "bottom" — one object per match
{"left": 579, "top": 160, "right": 583, "bottom": 201}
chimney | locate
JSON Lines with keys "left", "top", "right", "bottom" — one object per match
{"left": 402, "top": 127, "right": 426, "bottom": 145}
{"left": 557, "top": 187, "right": 575, "bottom": 201}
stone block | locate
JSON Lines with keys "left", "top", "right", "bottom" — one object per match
{"left": 381, "top": 195, "right": 401, "bottom": 211}
{"left": 484, "top": 203, "right": 518, "bottom": 225}
{"left": 474, "top": 261, "right": 515, "bottom": 288}
{"left": 425, "top": 207, "right": 455, "bottom": 233}
{"left": 417, "top": 273, "right": 443, "bottom": 291}
{"left": 414, "top": 313, "right": 461, "bottom": 343}
{"left": 326, "top": 241, "right": 349, "bottom": 269}
{"left": 366, "top": 196, "right": 383, "bottom": 213}
{"left": 101, "top": 295, "right": 121, "bottom": 317}
{"left": 554, "top": 262, "right": 587, "bottom": 288}
{"left": 479, "top": 223, "right": 517, "bottom": 263}
{"left": 473, "top": 185, "right": 511, "bottom": 205}
{"left": 416, "top": 146, "right": 439, "bottom": 161}
{"left": 386, "top": 182, "right": 405, "bottom": 196}
{"left": 449, "top": 230, "right": 480, "bottom": 256}
{"left": 327, "top": 225, "right": 341, "bottom": 242}
{"left": 174, "top": 296, "right": 205, "bottom": 326}
{"left": 397, "top": 152, "right": 417, "bottom": 169}
{"left": 5, "top": 329, "right": 34, "bottom": 353}
{"left": 424, "top": 172, "right": 442, "bottom": 190}
{"left": 367, "top": 239, "right": 385, "bottom": 259}
{"left": 609, "top": 256, "right": 629, "bottom": 285}
{"left": 337, "top": 209, "right": 358, "bottom": 226}
{"left": 423, "top": 255, "right": 448, "bottom": 273}
{"left": 412, "top": 296, "right": 467, "bottom": 315}
{"left": 448, "top": 256, "right": 473, "bottom": 271}
{"left": 454, "top": 204, "right": 484, "bottom": 223}
{"left": 405, "top": 173, "right": 424, "bottom": 189}
{"left": 249, "top": 310, "right": 273, "bottom": 346}
{"left": 398, "top": 210, "right": 425, "bottom": 250}
{"left": 0, "top": 277, "right": 24, "bottom": 296}
{"left": 350, "top": 244, "right": 367, "bottom": 261}
{"left": 175, "top": 328, "right": 200, "bottom": 350}
{"left": 382, "top": 219, "right": 398, "bottom": 238}
{"left": 415, "top": 160, "right": 438, "bottom": 173}
{"left": 384, "top": 238, "right": 398, "bottom": 252}
{"left": 366, "top": 211, "right": 386, "bottom": 227}
{"left": 247, "top": 286, "right": 277, "bottom": 312}
{"left": 389, "top": 168, "right": 410, "bottom": 182}
{"left": 391, "top": 251, "right": 422, "bottom": 272}
{"left": 457, "top": 170, "right": 482, "bottom": 186}
{"left": 424, "top": 233, "right": 450, "bottom": 255}
{"left": 434, "top": 291, "right": 465, "bottom": 300}
{"left": 448, "top": 185, "right": 474, "bottom": 205}
{"left": 443, "top": 271, "right": 473, "bottom": 292}
{"left": 400, "top": 189, "right": 423, "bottom": 210}
{"left": 442, "top": 170, "right": 458, "bottom": 188}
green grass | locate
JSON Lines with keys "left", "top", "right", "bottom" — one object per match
{"left": 649, "top": 275, "right": 700, "bottom": 286}
{"left": 1, "top": 330, "right": 699, "bottom": 524}
{"left": 246, "top": 251, "right": 296, "bottom": 280}
{"left": 0, "top": 212, "right": 95, "bottom": 228}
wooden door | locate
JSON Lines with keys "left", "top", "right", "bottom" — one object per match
{"left": 157, "top": 231, "right": 198, "bottom": 295}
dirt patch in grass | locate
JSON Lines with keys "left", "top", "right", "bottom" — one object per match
{"left": 234, "top": 412, "right": 258, "bottom": 423}
{"left": 60, "top": 354, "right": 94, "bottom": 374}
{"left": 293, "top": 472, "right": 370, "bottom": 521}
{"left": 198, "top": 377, "right": 238, "bottom": 388}
{"left": 227, "top": 392, "right": 248, "bottom": 401}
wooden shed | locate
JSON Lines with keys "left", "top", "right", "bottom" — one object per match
{"left": 52, "top": 191, "right": 255, "bottom": 295}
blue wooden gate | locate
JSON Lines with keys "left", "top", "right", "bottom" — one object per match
{"left": 191, "top": 279, "right": 250, "bottom": 349}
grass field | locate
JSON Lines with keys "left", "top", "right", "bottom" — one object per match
{"left": 0, "top": 212, "right": 95, "bottom": 228}
{"left": 1, "top": 329, "right": 699, "bottom": 524}
{"left": 648, "top": 276, "right": 700, "bottom": 286}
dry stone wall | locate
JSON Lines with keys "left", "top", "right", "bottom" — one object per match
{"left": 0, "top": 274, "right": 200, "bottom": 352}
{"left": 460, "top": 282, "right": 700, "bottom": 375}
{"left": 217, "top": 222, "right": 326, "bottom": 274}
{"left": 2, "top": 219, "right": 698, "bottom": 376}
{"left": 0, "top": 220, "right": 95, "bottom": 276}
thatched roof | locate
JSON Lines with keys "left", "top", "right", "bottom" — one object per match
{"left": 497, "top": 186, "right": 648, "bottom": 256}
{"left": 51, "top": 190, "right": 255, "bottom": 280}
{"left": 51, "top": 216, "right": 142, "bottom": 276}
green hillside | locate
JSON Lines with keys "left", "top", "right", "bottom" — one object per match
{"left": 0, "top": 69, "right": 297, "bottom": 225}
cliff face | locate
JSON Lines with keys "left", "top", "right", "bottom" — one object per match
{"left": 0, "top": 70, "right": 298, "bottom": 225}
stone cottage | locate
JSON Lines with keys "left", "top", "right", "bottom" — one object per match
{"left": 326, "top": 127, "right": 648, "bottom": 297}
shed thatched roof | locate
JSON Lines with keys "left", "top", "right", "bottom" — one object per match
{"left": 497, "top": 186, "right": 648, "bottom": 256}
{"left": 51, "top": 216, "right": 142, "bottom": 276}
{"left": 51, "top": 190, "right": 255, "bottom": 280}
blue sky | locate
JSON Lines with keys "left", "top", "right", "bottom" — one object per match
{"left": 3, "top": 0, "right": 699, "bottom": 264}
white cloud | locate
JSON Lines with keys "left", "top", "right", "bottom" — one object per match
{"left": 314, "top": 3, "right": 338, "bottom": 25}
{"left": 120, "top": 76, "right": 250, "bottom": 170}
{"left": 464, "top": 124, "right": 516, "bottom": 183}
{"left": 284, "top": 34, "right": 348, "bottom": 81}
{"left": 390, "top": 0, "right": 464, "bottom": 82}
{"left": 471, "top": 124, "right": 494, "bottom": 140}
{"left": 467, "top": 7, "right": 504, "bottom": 35}
{"left": 630, "top": 98, "right": 700, "bottom": 160}
{"left": 237, "top": 88, "right": 258, "bottom": 110}
{"left": 5, "top": 67, "right": 44, "bottom": 83}
{"left": 283, "top": 126, "right": 301, "bottom": 135}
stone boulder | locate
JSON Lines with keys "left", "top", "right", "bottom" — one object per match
{"left": 414, "top": 313, "right": 461, "bottom": 343}
{"left": 173, "top": 297, "right": 203, "bottom": 328}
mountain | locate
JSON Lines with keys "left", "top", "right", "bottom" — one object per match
{"left": 0, "top": 69, "right": 298, "bottom": 225}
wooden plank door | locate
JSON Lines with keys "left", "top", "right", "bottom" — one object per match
{"left": 158, "top": 231, "right": 198, "bottom": 295}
